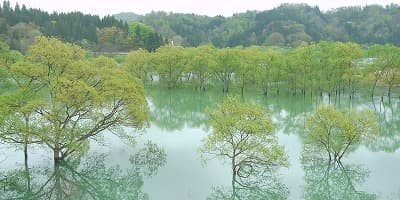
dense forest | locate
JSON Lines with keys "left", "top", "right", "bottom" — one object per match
{"left": 1, "top": 1, "right": 399, "bottom": 51}
{"left": 114, "top": 3, "right": 400, "bottom": 47}
{"left": 0, "top": 1, "right": 165, "bottom": 52}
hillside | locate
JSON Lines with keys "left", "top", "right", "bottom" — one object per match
{"left": 113, "top": 12, "right": 143, "bottom": 22}
{"left": 116, "top": 3, "right": 400, "bottom": 47}
{"left": 0, "top": 1, "right": 164, "bottom": 52}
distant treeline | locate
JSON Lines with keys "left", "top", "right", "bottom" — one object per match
{"left": 0, "top": 1, "right": 165, "bottom": 53}
{"left": 115, "top": 3, "right": 400, "bottom": 47}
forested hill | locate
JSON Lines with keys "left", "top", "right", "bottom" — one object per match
{"left": 114, "top": 3, "right": 400, "bottom": 47}
{"left": 0, "top": 1, "right": 165, "bottom": 53}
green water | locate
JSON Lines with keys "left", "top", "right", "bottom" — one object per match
{"left": 1, "top": 87, "right": 399, "bottom": 199}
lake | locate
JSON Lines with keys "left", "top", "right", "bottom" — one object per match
{"left": 1, "top": 86, "right": 399, "bottom": 199}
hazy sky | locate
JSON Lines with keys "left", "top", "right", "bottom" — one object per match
{"left": 7, "top": 0, "right": 397, "bottom": 17}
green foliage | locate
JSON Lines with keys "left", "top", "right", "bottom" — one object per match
{"left": 305, "top": 104, "right": 378, "bottom": 161}
{"left": 237, "top": 46, "right": 264, "bottom": 94}
{"left": 0, "top": 41, "right": 22, "bottom": 90}
{"left": 121, "top": 41, "right": 398, "bottom": 97}
{"left": 149, "top": 45, "right": 187, "bottom": 88}
{"left": 186, "top": 45, "right": 217, "bottom": 91}
{"left": 200, "top": 96, "right": 288, "bottom": 199}
{"left": 6, "top": 22, "right": 42, "bottom": 53}
{"left": 1, "top": 37, "right": 150, "bottom": 162}
{"left": 126, "top": 22, "right": 164, "bottom": 51}
{"left": 200, "top": 96, "right": 288, "bottom": 171}
{"left": 125, "top": 48, "right": 150, "bottom": 81}
{"left": 139, "top": 4, "right": 400, "bottom": 47}
{"left": 113, "top": 12, "right": 142, "bottom": 22}
{"left": 264, "top": 32, "right": 286, "bottom": 46}
{"left": 212, "top": 47, "right": 241, "bottom": 92}
{"left": 365, "top": 44, "right": 400, "bottom": 96}
{"left": 0, "top": 1, "right": 164, "bottom": 52}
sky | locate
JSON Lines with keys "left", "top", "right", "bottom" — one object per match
{"left": 6, "top": 0, "right": 397, "bottom": 17}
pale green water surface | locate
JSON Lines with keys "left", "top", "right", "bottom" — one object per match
{"left": 1, "top": 87, "right": 399, "bottom": 199}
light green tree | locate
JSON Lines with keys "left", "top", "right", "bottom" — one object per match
{"left": 188, "top": 45, "right": 216, "bottom": 91}
{"left": 212, "top": 48, "right": 241, "bottom": 93}
{"left": 255, "top": 47, "right": 284, "bottom": 96}
{"left": 200, "top": 96, "right": 288, "bottom": 199}
{"left": 366, "top": 44, "right": 400, "bottom": 98}
{"left": 313, "top": 41, "right": 336, "bottom": 97}
{"left": 237, "top": 46, "right": 261, "bottom": 95}
{"left": 0, "top": 42, "right": 39, "bottom": 164}
{"left": 149, "top": 45, "right": 187, "bottom": 88}
{"left": 334, "top": 42, "right": 363, "bottom": 97}
{"left": 291, "top": 42, "right": 316, "bottom": 96}
{"left": 2, "top": 37, "right": 149, "bottom": 163}
{"left": 305, "top": 104, "right": 378, "bottom": 162}
{"left": 125, "top": 48, "right": 150, "bottom": 82}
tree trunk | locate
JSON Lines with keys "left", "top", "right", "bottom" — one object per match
{"left": 54, "top": 147, "right": 62, "bottom": 163}
{"left": 277, "top": 85, "right": 280, "bottom": 96}
{"left": 371, "top": 79, "right": 378, "bottom": 97}
{"left": 24, "top": 140, "right": 28, "bottom": 166}
{"left": 263, "top": 83, "right": 268, "bottom": 96}
{"left": 388, "top": 85, "right": 392, "bottom": 99}
{"left": 24, "top": 145, "right": 31, "bottom": 196}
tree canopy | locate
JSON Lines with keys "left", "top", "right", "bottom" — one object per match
{"left": 0, "top": 37, "right": 150, "bottom": 163}
{"left": 305, "top": 104, "right": 378, "bottom": 162}
{"left": 200, "top": 96, "right": 288, "bottom": 199}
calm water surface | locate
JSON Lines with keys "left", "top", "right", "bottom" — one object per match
{"left": 1, "top": 87, "right": 399, "bottom": 199}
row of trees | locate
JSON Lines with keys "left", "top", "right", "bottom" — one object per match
{"left": 116, "top": 3, "right": 400, "bottom": 47}
{"left": 125, "top": 42, "right": 400, "bottom": 97}
{"left": 0, "top": 1, "right": 165, "bottom": 52}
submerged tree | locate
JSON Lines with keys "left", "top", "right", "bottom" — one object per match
{"left": 366, "top": 44, "right": 400, "bottom": 98}
{"left": 212, "top": 48, "right": 241, "bottom": 93}
{"left": 0, "top": 42, "right": 41, "bottom": 164}
{"left": 200, "top": 96, "right": 288, "bottom": 199}
{"left": 1, "top": 37, "right": 149, "bottom": 163}
{"left": 149, "top": 45, "right": 187, "bottom": 89}
{"left": 305, "top": 104, "right": 378, "bottom": 162}
{"left": 125, "top": 48, "right": 150, "bottom": 82}
{"left": 187, "top": 45, "right": 216, "bottom": 91}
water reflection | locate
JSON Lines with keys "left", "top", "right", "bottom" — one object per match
{"left": 366, "top": 98, "right": 400, "bottom": 152}
{"left": 143, "top": 87, "right": 399, "bottom": 199}
{"left": 207, "top": 173, "right": 289, "bottom": 200}
{"left": 302, "top": 151, "right": 376, "bottom": 200}
{"left": 0, "top": 142, "right": 166, "bottom": 200}
{"left": 147, "top": 87, "right": 223, "bottom": 131}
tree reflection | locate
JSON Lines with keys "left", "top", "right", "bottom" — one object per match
{"left": 302, "top": 150, "right": 376, "bottom": 200}
{"left": 147, "top": 87, "right": 223, "bottom": 131}
{"left": 0, "top": 142, "right": 166, "bottom": 200}
{"left": 366, "top": 98, "right": 400, "bottom": 152}
{"left": 207, "top": 171, "right": 289, "bottom": 200}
